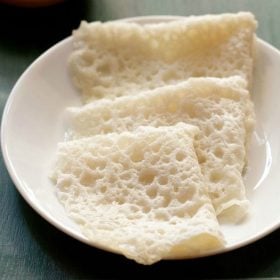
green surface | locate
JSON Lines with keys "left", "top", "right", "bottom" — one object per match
{"left": 1, "top": 0, "right": 280, "bottom": 278}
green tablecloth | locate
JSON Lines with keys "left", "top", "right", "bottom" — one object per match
{"left": 1, "top": 0, "right": 280, "bottom": 278}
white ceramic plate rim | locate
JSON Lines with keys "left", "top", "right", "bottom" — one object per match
{"left": 2, "top": 15, "right": 280, "bottom": 260}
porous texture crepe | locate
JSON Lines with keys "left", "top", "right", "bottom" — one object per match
{"left": 50, "top": 12, "right": 258, "bottom": 264}
{"left": 51, "top": 124, "right": 225, "bottom": 265}
{"left": 67, "top": 76, "right": 255, "bottom": 222}
{"left": 69, "top": 12, "right": 256, "bottom": 102}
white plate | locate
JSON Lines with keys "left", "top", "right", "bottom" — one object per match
{"left": 1, "top": 16, "right": 280, "bottom": 259}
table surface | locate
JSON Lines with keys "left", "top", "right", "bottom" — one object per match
{"left": 1, "top": 0, "right": 280, "bottom": 278}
